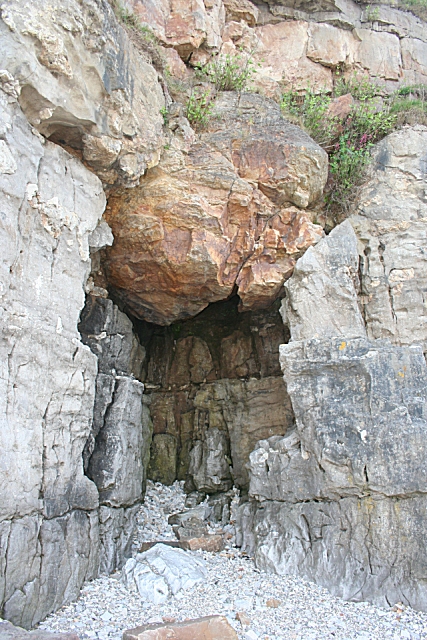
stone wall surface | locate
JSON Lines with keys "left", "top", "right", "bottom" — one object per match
{"left": 79, "top": 296, "right": 153, "bottom": 575}
{"left": 0, "top": 0, "right": 165, "bottom": 188}
{"left": 0, "top": 89, "right": 105, "bottom": 627}
{"left": 238, "top": 149, "right": 427, "bottom": 609}
{"left": 137, "top": 298, "right": 294, "bottom": 493}
{"left": 1, "top": 0, "right": 427, "bottom": 626}
{"left": 125, "top": 0, "right": 427, "bottom": 96}
{"left": 351, "top": 126, "right": 427, "bottom": 353}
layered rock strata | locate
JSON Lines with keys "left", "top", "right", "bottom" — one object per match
{"left": 105, "top": 93, "right": 326, "bottom": 325}
{"left": 0, "top": 89, "right": 105, "bottom": 627}
{"left": 126, "top": 0, "right": 427, "bottom": 94}
{"left": 239, "top": 215, "right": 427, "bottom": 609}
{"left": 79, "top": 296, "right": 153, "bottom": 574}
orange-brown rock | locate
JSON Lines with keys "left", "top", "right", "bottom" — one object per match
{"left": 123, "top": 616, "right": 238, "bottom": 640}
{"left": 223, "top": 0, "right": 259, "bottom": 26}
{"left": 105, "top": 93, "right": 326, "bottom": 325}
{"left": 129, "top": 0, "right": 224, "bottom": 58}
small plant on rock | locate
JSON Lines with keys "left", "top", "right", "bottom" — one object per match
{"left": 185, "top": 89, "right": 214, "bottom": 130}
{"left": 196, "top": 51, "right": 257, "bottom": 92}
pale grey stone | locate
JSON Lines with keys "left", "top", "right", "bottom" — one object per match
{"left": 98, "top": 505, "right": 140, "bottom": 575}
{"left": 281, "top": 220, "right": 366, "bottom": 341}
{"left": 0, "top": 89, "right": 104, "bottom": 626}
{"left": 351, "top": 126, "right": 427, "bottom": 353}
{"left": 122, "top": 559, "right": 169, "bottom": 605}
{"left": 136, "top": 544, "right": 207, "bottom": 595}
{"left": 188, "top": 428, "right": 233, "bottom": 494}
{"left": 122, "top": 544, "right": 207, "bottom": 603}
{"left": 0, "top": 0, "right": 164, "bottom": 186}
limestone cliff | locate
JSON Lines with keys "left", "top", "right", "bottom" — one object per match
{"left": 1, "top": 0, "right": 427, "bottom": 627}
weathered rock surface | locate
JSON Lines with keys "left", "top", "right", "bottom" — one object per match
{"left": 140, "top": 297, "right": 294, "bottom": 490}
{"left": 0, "top": 89, "right": 105, "bottom": 627}
{"left": 191, "top": 377, "right": 293, "bottom": 490}
{"left": 351, "top": 125, "right": 427, "bottom": 353}
{"left": 122, "top": 544, "right": 207, "bottom": 603}
{"left": 280, "top": 220, "right": 366, "bottom": 341}
{"left": 79, "top": 296, "right": 152, "bottom": 574}
{"left": 123, "top": 615, "right": 238, "bottom": 640}
{"left": 105, "top": 92, "right": 326, "bottom": 325}
{"left": 129, "top": 0, "right": 225, "bottom": 57}
{"left": 239, "top": 213, "right": 427, "bottom": 610}
{"left": 0, "top": 0, "right": 165, "bottom": 187}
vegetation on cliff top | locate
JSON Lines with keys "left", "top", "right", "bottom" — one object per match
{"left": 281, "top": 80, "right": 427, "bottom": 220}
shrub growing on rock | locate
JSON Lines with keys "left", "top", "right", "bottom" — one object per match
{"left": 195, "top": 52, "right": 257, "bottom": 92}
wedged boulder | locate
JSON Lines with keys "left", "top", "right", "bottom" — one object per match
{"left": 0, "top": 0, "right": 165, "bottom": 186}
{"left": 239, "top": 219, "right": 427, "bottom": 610}
{"left": 351, "top": 125, "right": 427, "bottom": 353}
{"left": 105, "top": 92, "right": 326, "bottom": 324}
{"left": 0, "top": 88, "right": 105, "bottom": 627}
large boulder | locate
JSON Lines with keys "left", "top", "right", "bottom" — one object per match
{"left": 0, "top": 89, "right": 105, "bottom": 627}
{"left": 0, "top": 0, "right": 165, "bottom": 187}
{"left": 105, "top": 93, "right": 326, "bottom": 324}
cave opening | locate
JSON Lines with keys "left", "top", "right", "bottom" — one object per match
{"left": 78, "top": 291, "right": 295, "bottom": 567}
{"left": 131, "top": 295, "right": 295, "bottom": 507}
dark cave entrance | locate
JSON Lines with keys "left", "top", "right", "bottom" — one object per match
{"left": 131, "top": 295, "right": 295, "bottom": 504}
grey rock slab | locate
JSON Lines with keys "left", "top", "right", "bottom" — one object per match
{"left": 281, "top": 220, "right": 366, "bottom": 341}
{"left": 351, "top": 125, "right": 427, "bottom": 353}
{"left": 243, "top": 493, "right": 427, "bottom": 611}
{"left": 79, "top": 296, "right": 145, "bottom": 379}
{"left": 87, "top": 376, "right": 146, "bottom": 508}
{"left": 0, "top": 89, "right": 104, "bottom": 626}
{"left": 122, "top": 544, "right": 207, "bottom": 602}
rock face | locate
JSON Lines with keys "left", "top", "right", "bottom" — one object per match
{"left": 138, "top": 297, "right": 294, "bottom": 492}
{"left": 0, "top": 89, "right": 105, "bottom": 627}
{"left": 79, "top": 296, "right": 153, "bottom": 574}
{"left": 0, "top": 0, "right": 165, "bottom": 187}
{"left": 239, "top": 215, "right": 427, "bottom": 610}
{"left": 105, "top": 93, "right": 326, "bottom": 325}
{"left": 352, "top": 126, "right": 427, "bottom": 354}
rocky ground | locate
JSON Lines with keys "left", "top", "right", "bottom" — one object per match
{"left": 37, "top": 482, "right": 427, "bottom": 640}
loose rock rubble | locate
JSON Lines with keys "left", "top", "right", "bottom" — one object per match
{"left": 37, "top": 482, "right": 427, "bottom": 640}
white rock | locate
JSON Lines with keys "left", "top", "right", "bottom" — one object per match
{"left": 136, "top": 543, "right": 207, "bottom": 595}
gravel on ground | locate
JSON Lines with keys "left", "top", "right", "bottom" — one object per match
{"left": 38, "top": 481, "right": 427, "bottom": 640}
